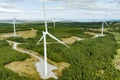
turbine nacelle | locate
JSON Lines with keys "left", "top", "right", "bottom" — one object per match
{"left": 43, "top": 31, "right": 48, "bottom": 35}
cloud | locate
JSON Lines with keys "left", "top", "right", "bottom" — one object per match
{"left": 0, "top": 8, "right": 22, "bottom": 13}
{"left": 46, "top": 7, "right": 66, "bottom": 10}
{"left": 57, "top": 0, "right": 120, "bottom": 15}
{"left": 23, "top": 10, "right": 42, "bottom": 14}
{"left": 37, "top": 0, "right": 120, "bottom": 13}
{"left": 2, "top": 0, "right": 119, "bottom": 12}
{"left": 1, "top": 0, "right": 26, "bottom": 2}
{"left": 0, "top": 2, "right": 15, "bottom": 8}
{"left": 0, "top": 0, "right": 23, "bottom": 13}
{"left": 0, "top": 0, "right": 120, "bottom": 20}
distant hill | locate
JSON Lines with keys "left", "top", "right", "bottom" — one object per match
{"left": 0, "top": 18, "right": 120, "bottom": 23}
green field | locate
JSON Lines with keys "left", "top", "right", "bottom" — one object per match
{"left": 0, "top": 22, "right": 120, "bottom": 80}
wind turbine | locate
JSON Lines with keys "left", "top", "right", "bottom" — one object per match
{"left": 36, "top": 0, "right": 69, "bottom": 76}
{"left": 100, "top": 21, "right": 110, "bottom": 36}
{"left": 100, "top": 14, "right": 111, "bottom": 36}
{"left": 13, "top": 15, "right": 17, "bottom": 36}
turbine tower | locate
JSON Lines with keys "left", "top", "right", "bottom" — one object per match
{"left": 36, "top": 0, "right": 69, "bottom": 76}
{"left": 101, "top": 21, "right": 104, "bottom": 35}
{"left": 13, "top": 16, "right": 17, "bottom": 36}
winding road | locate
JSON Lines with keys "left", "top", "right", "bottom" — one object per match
{"left": 7, "top": 40, "right": 58, "bottom": 79}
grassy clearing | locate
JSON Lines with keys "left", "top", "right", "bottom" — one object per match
{"left": 61, "top": 36, "right": 83, "bottom": 44}
{"left": 0, "top": 28, "right": 37, "bottom": 40}
{"left": 16, "top": 28, "right": 37, "bottom": 38}
{"left": 5, "top": 56, "right": 40, "bottom": 80}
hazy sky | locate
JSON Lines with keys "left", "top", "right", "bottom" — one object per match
{"left": 0, "top": 0, "right": 120, "bottom": 21}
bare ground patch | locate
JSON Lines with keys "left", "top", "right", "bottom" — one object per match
{"left": 61, "top": 36, "right": 83, "bottom": 44}
{"left": 84, "top": 32, "right": 96, "bottom": 36}
{"left": 5, "top": 57, "right": 41, "bottom": 80}
{"left": 17, "top": 28, "right": 37, "bottom": 38}
{"left": 89, "top": 28, "right": 109, "bottom": 32}
{"left": 0, "top": 28, "right": 37, "bottom": 40}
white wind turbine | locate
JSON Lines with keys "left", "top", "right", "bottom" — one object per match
{"left": 13, "top": 16, "right": 17, "bottom": 36}
{"left": 100, "top": 14, "right": 111, "bottom": 36}
{"left": 53, "top": 18, "right": 56, "bottom": 28}
{"left": 36, "top": 0, "right": 69, "bottom": 76}
{"left": 94, "top": 15, "right": 111, "bottom": 38}
{"left": 100, "top": 21, "right": 110, "bottom": 36}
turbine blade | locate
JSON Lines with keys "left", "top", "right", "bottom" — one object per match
{"left": 36, "top": 35, "right": 44, "bottom": 45}
{"left": 43, "top": 0, "right": 48, "bottom": 32}
{"left": 47, "top": 32, "right": 70, "bottom": 48}
{"left": 14, "top": 15, "right": 17, "bottom": 21}
{"left": 14, "top": 16, "right": 17, "bottom": 19}
{"left": 104, "top": 21, "right": 110, "bottom": 28}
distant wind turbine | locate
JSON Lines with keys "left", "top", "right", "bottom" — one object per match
{"left": 94, "top": 14, "right": 111, "bottom": 38}
{"left": 100, "top": 14, "right": 111, "bottom": 36}
{"left": 13, "top": 15, "right": 17, "bottom": 36}
{"left": 36, "top": 0, "right": 69, "bottom": 76}
{"left": 101, "top": 21, "right": 110, "bottom": 36}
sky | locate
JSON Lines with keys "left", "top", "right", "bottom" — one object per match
{"left": 0, "top": 0, "right": 120, "bottom": 21}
